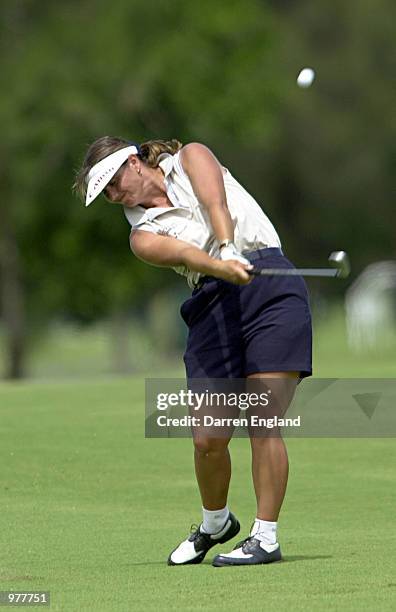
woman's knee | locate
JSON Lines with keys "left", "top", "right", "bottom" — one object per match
{"left": 249, "top": 431, "right": 284, "bottom": 449}
{"left": 193, "top": 436, "right": 230, "bottom": 456}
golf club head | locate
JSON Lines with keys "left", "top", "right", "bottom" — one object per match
{"left": 328, "top": 251, "right": 350, "bottom": 278}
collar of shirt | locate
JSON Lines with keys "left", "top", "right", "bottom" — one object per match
{"left": 123, "top": 153, "right": 190, "bottom": 228}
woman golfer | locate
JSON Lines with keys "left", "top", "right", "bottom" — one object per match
{"left": 74, "top": 138, "right": 312, "bottom": 567}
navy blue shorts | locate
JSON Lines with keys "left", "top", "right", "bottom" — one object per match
{"left": 180, "top": 248, "right": 312, "bottom": 379}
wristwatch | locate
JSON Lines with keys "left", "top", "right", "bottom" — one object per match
{"left": 219, "top": 239, "right": 234, "bottom": 250}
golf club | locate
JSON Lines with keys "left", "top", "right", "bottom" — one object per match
{"left": 249, "top": 251, "right": 350, "bottom": 279}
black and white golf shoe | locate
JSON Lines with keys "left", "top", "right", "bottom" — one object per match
{"left": 167, "top": 513, "right": 240, "bottom": 566}
{"left": 212, "top": 535, "right": 282, "bottom": 567}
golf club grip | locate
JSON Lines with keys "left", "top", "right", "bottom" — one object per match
{"left": 248, "top": 267, "right": 338, "bottom": 278}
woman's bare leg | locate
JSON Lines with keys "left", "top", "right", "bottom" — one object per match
{"left": 247, "top": 372, "right": 299, "bottom": 520}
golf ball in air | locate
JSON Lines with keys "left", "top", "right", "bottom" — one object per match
{"left": 297, "top": 68, "right": 315, "bottom": 88}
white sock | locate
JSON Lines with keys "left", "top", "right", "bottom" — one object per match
{"left": 200, "top": 506, "right": 229, "bottom": 534}
{"left": 250, "top": 518, "right": 277, "bottom": 545}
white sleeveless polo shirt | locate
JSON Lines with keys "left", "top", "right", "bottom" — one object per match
{"left": 123, "top": 151, "right": 281, "bottom": 288}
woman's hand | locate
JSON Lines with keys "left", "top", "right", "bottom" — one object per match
{"left": 213, "top": 260, "right": 253, "bottom": 285}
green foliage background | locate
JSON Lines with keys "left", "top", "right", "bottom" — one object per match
{"left": 0, "top": 0, "right": 394, "bottom": 377}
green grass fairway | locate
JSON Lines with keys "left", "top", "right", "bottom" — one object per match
{"left": 1, "top": 378, "right": 395, "bottom": 611}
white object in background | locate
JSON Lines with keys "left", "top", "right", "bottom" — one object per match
{"left": 345, "top": 261, "right": 396, "bottom": 351}
{"left": 297, "top": 67, "right": 315, "bottom": 88}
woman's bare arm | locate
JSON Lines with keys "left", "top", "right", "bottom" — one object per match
{"left": 130, "top": 230, "right": 252, "bottom": 285}
{"left": 180, "top": 143, "right": 235, "bottom": 245}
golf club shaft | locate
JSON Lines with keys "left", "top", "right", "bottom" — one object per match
{"left": 249, "top": 267, "right": 339, "bottom": 277}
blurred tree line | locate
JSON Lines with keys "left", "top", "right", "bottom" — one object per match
{"left": 0, "top": 0, "right": 394, "bottom": 378}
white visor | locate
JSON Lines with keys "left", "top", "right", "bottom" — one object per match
{"left": 85, "top": 145, "right": 139, "bottom": 206}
